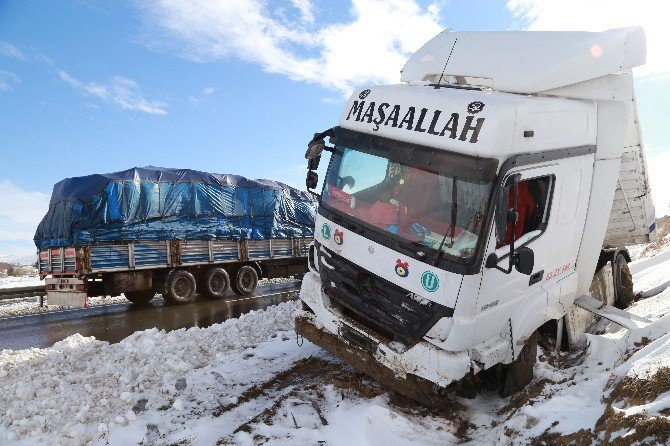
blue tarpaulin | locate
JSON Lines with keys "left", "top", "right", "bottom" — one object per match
{"left": 34, "top": 167, "right": 317, "bottom": 249}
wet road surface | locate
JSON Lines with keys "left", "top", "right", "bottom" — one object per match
{"left": 0, "top": 281, "right": 300, "bottom": 350}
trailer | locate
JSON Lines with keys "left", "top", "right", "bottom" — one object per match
{"left": 296, "top": 27, "right": 656, "bottom": 405}
{"left": 35, "top": 167, "right": 315, "bottom": 306}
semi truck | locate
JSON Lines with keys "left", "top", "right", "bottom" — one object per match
{"left": 296, "top": 27, "right": 656, "bottom": 404}
{"left": 35, "top": 167, "right": 315, "bottom": 306}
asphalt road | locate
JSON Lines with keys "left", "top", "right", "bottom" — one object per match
{"left": 0, "top": 281, "right": 300, "bottom": 351}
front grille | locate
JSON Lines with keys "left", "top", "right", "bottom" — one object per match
{"left": 318, "top": 245, "right": 452, "bottom": 345}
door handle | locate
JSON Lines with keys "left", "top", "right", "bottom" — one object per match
{"left": 529, "top": 270, "right": 544, "bottom": 286}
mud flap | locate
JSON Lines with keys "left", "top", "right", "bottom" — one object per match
{"left": 499, "top": 331, "right": 538, "bottom": 397}
{"left": 296, "top": 315, "right": 452, "bottom": 409}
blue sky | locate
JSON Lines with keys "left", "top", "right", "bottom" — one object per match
{"left": 0, "top": 0, "right": 668, "bottom": 261}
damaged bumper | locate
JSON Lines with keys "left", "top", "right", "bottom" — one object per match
{"left": 297, "top": 272, "right": 478, "bottom": 402}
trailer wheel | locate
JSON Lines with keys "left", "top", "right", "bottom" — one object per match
{"left": 125, "top": 290, "right": 155, "bottom": 304}
{"left": 203, "top": 267, "right": 230, "bottom": 299}
{"left": 231, "top": 265, "right": 258, "bottom": 296}
{"left": 499, "top": 331, "right": 538, "bottom": 397}
{"left": 164, "top": 270, "right": 197, "bottom": 304}
{"left": 614, "top": 253, "right": 634, "bottom": 309}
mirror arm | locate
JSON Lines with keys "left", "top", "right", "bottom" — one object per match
{"left": 312, "top": 128, "right": 334, "bottom": 142}
{"left": 309, "top": 128, "right": 336, "bottom": 150}
{"left": 486, "top": 176, "right": 520, "bottom": 274}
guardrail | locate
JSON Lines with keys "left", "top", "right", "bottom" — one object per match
{"left": 0, "top": 285, "right": 47, "bottom": 305}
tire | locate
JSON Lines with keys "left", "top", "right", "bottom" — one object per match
{"left": 202, "top": 267, "right": 230, "bottom": 299}
{"left": 499, "top": 331, "right": 538, "bottom": 397}
{"left": 614, "top": 253, "right": 634, "bottom": 309}
{"left": 125, "top": 290, "right": 155, "bottom": 304}
{"left": 164, "top": 270, "right": 197, "bottom": 304}
{"left": 231, "top": 265, "right": 259, "bottom": 296}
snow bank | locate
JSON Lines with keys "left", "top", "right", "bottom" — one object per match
{"left": 0, "top": 295, "right": 132, "bottom": 318}
{"left": 0, "top": 301, "right": 304, "bottom": 445}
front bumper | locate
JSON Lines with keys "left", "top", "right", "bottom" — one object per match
{"left": 297, "top": 272, "right": 477, "bottom": 392}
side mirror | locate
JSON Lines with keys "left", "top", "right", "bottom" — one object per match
{"left": 514, "top": 246, "right": 534, "bottom": 275}
{"left": 308, "top": 156, "right": 320, "bottom": 170}
{"left": 305, "top": 139, "right": 325, "bottom": 159}
{"left": 306, "top": 170, "right": 319, "bottom": 190}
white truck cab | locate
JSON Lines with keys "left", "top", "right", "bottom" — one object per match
{"left": 296, "top": 27, "right": 656, "bottom": 404}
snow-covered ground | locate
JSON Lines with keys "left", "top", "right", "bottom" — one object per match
{"left": 0, "top": 295, "right": 130, "bottom": 318}
{"left": 2, "top": 255, "right": 670, "bottom": 445}
{"left": 0, "top": 276, "right": 43, "bottom": 289}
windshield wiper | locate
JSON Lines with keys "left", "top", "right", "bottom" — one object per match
{"left": 433, "top": 178, "right": 458, "bottom": 265}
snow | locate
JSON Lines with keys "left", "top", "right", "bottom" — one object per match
{"left": 0, "top": 276, "right": 43, "bottom": 289}
{"left": 2, "top": 249, "right": 670, "bottom": 444}
{"left": 0, "top": 295, "right": 128, "bottom": 318}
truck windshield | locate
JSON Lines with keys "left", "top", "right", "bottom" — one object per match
{"left": 322, "top": 146, "right": 492, "bottom": 261}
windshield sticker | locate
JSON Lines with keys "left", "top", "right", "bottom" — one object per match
{"left": 346, "top": 97, "right": 485, "bottom": 143}
{"left": 421, "top": 271, "right": 440, "bottom": 292}
{"left": 321, "top": 223, "right": 331, "bottom": 240}
{"left": 334, "top": 229, "right": 344, "bottom": 245}
{"left": 395, "top": 259, "right": 410, "bottom": 277}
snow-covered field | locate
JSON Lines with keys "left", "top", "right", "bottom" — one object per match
{"left": 2, "top": 255, "right": 670, "bottom": 445}
{"left": 0, "top": 276, "right": 43, "bottom": 289}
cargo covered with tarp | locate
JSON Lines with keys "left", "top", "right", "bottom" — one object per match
{"left": 34, "top": 167, "right": 317, "bottom": 249}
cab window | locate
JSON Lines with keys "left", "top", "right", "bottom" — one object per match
{"left": 499, "top": 175, "right": 553, "bottom": 247}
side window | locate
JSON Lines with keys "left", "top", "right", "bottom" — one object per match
{"left": 500, "top": 175, "right": 553, "bottom": 247}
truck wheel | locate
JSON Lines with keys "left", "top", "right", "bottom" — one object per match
{"left": 203, "top": 267, "right": 230, "bottom": 299}
{"left": 125, "top": 290, "right": 155, "bottom": 304}
{"left": 614, "top": 253, "right": 634, "bottom": 309}
{"left": 231, "top": 265, "right": 258, "bottom": 296}
{"left": 165, "top": 270, "right": 197, "bottom": 304}
{"left": 499, "top": 331, "right": 538, "bottom": 397}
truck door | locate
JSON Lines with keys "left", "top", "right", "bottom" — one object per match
{"left": 475, "top": 163, "right": 558, "bottom": 351}
{"left": 475, "top": 155, "right": 593, "bottom": 352}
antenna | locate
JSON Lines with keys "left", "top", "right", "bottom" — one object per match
{"left": 436, "top": 38, "right": 458, "bottom": 86}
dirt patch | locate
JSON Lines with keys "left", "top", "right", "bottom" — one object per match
{"left": 610, "top": 366, "right": 670, "bottom": 407}
{"left": 594, "top": 405, "right": 670, "bottom": 445}
{"left": 531, "top": 428, "right": 593, "bottom": 446}
{"left": 530, "top": 367, "right": 670, "bottom": 445}
{"left": 636, "top": 215, "right": 670, "bottom": 259}
{"left": 213, "top": 357, "right": 340, "bottom": 417}
{"left": 498, "top": 378, "right": 556, "bottom": 417}
{"left": 215, "top": 354, "right": 477, "bottom": 443}
{"left": 325, "top": 367, "right": 386, "bottom": 400}
{"left": 530, "top": 405, "right": 670, "bottom": 446}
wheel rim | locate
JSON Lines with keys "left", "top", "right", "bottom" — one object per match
{"left": 174, "top": 277, "right": 192, "bottom": 298}
{"left": 241, "top": 271, "right": 252, "bottom": 289}
{"left": 210, "top": 273, "right": 225, "bottom": 292}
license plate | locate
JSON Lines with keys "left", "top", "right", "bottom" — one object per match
{"left": 46, "top": 277, "right": 82, "bottom": 285}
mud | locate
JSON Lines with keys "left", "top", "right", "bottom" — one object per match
{"left": 213, "top": 355, "right": 476, "bottom": 444}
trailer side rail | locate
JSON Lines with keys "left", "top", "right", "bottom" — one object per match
{"left": 39, "top": 237, "right": 312, "bottom": 276}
